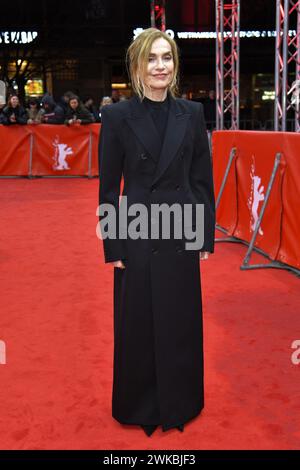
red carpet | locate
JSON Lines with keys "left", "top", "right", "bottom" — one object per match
{"left": 0, "top": 178, "right": 299, "bottom": 450}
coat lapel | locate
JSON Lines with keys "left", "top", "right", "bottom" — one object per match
{"left": 125, "top": 95, "right": 161, "bottom": 163}
{"left": 125, "top": 93, "right": 191, "bottom": 186}
{"left": 151, "top": 95, "right": 191, "bottom": 187}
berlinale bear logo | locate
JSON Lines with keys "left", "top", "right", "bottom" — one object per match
{"left": 248, "top": 156, "right": 265, "bottom": 236}
{"left": 52, "top": 136, "right": 74, "bottom": 171}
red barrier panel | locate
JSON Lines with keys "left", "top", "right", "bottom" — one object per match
{"left": 0, "top": 125, "right": 32, "bottom": 176}
{"left": 91, "top": 124, "right": 101, "bottom": 176}
{"left": 0, "top": 124, "right": 101, "bottom": 177}
{"left": 212, "top": 131, "right": 300, "bottom": 270}
{"left": 32, "top": 125, "right": 90, "bottom": 176}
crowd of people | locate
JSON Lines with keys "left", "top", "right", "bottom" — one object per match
{"left": 0, "top": 88, "right": 217, "bottom": 128}
{"left": 0, "top": 89, "right": 127, "bottom": 126}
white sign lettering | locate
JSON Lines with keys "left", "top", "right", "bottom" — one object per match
{"left": 0, "top": 31, "right": 38, "bottom": 44}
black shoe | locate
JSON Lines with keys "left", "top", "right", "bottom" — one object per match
{"left": 176, "top": 424, "right": 184, "bottom": 432}
{"left": 141, "top": 425, "right": 158, "bottom": 437}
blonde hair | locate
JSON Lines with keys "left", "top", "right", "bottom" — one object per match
{"left": 126, "top": 27, "right": 180, "bottom": 100}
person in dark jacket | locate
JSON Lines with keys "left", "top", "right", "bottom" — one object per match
{"left": 98, "top": 28, "right": 215, "bottom": 437}
{"left": 65, "top": 95, "right": 95, "bottom": 125}
{"left": 203, "top": 90, "right": 216, "bottom": 130}
{"left": 0, "top": 103, "right": 5, "bottom": 124}
{"left": 83, "top": 96, "right": 99, "bottom": 122}
{"left": 57, "top": 90, "right": 74, "bottom": 114}
{"left": 2, "top": 95, "right": 28, "bottom": 125}
{"left": 40, "top": 94, "right": 65, "bottom": 124}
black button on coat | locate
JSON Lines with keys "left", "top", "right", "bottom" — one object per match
{"left": 98, "top": 92, "right": 215, "bottom": 431}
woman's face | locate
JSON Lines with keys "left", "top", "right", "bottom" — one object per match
{"left": 11, "top": 96, "right": 19, "bottom": 108}
{"left": 69, "top": 99, "right": 78, "bottom": 110}
{"left": 143, "top": 37, "right": 174, "bottom": 92}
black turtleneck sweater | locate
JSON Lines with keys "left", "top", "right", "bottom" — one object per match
{"left": 142, "top": 93, "right": 170, "bottom": 146}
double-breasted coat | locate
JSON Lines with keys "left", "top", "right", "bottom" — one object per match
{"left": 98, "top": 91, "right": 215, "bottom": 431}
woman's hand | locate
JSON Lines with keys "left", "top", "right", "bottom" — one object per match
{"left": 200, "top": 251, "right": 210, "bottom": 260}
{"left": 112, "top": 260, "right": 126, "bottom": 269}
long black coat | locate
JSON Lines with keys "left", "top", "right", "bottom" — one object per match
{"left": 98, "top": 92, "right": 215, "bottom": 430}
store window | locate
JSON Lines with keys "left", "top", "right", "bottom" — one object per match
{"left": 25, "top": 79, "right": 44, "bottom": 97}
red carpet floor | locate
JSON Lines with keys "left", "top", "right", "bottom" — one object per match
{"left": 0, "top": 178, "right": 299, "bottom": 450}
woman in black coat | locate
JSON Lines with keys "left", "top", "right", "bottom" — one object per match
{"left": 98, "top": 28, "right": 215, "bottom": 437}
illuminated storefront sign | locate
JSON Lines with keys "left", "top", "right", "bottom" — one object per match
{"left": 25, "top": 79, "right": 44, "bottom": 97}
{"left": 133, "top": 28, "right": 296, "bottom": 40}
{"left": 262, "top": 91, "right": 275, "bottom": 101}
{"left": 0, "top": 32, "right": 38, "bottom": 44}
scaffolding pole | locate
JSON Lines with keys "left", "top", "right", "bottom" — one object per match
{"left": 274, "top": 0, "right": 300, "bottom": 132}
{"left": 215, "top": 0, "right": 240, "bottom": 130}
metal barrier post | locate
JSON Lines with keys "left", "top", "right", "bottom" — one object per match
{"left": 88, "top": 130, "right": 93, "bottom": 179}
{"left": 240, "top": 152, "right": 300, "bottom": 276}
